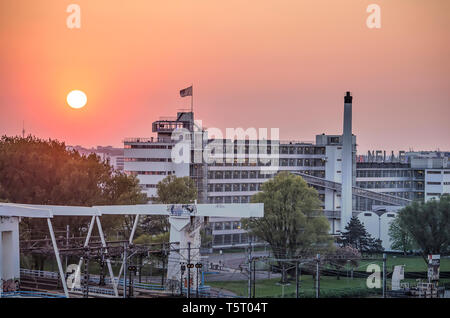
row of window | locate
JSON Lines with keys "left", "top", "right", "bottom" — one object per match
{"left": 212, "top": 221, "right": 242, "bottom": 231}
{"left": 427, "top": 170, "right": 450, "bottom": 174}
{"left": 279, "top": 158, "right": 325, "bottom": 167}
{"left": 127, "top": 170, "right": 175, "bottom": 176}
{"left": 213, "top": 233, "right": 262, "bottom": 245}
{"left": 124, "top": 145, "right": 173, "bottom": 149}
{"left": 124, "top": 158, "right": 172, "bottom": 162}
{"left": 362, "top": 212, "right": 396, "bottom": 217}
{"left": 357, "top": 170, "right": 450, "bottom": 178}
{"left": 208, "top": 170, "right": 273, "bottom": 180}
{"left": 208, "top": 183, "right": 262, "bottom": 192}
{"left": 140, "top": 184, "right": 158, "bottom": 189}
{"left": 355, "top": 193, "right": 420, "bottom": 210}
{"left": 207, "top": 169, "right": 325, "bottom": 180}
{"left": 208, "top": 196, "right": 251, "bottom": 204}
{"left": 210, "top": 159, "right": 278, "bottom": 167}
{"left": 280, "top": 146, "right": 326, "bottom": 155}
{"left": 356, "top": 169, "right": 414, "bottom": 178}
{"left": 208, "top": 145, "right": 325, "bottom": 155}
{"left": 356, "top": 180, "right": 416, "bottom": 189}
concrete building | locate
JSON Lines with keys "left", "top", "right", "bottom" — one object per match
{"left": 123, "top": 93, "right": 358, "bottom": 248}
{"left": 354, "top": 152, "right": 450, "bottom": 250}
{"left": 123, "top": 93, "right": 448, "bottom": 251}
{"left": 123, "top": 112, "right": 193, "bottom": 200}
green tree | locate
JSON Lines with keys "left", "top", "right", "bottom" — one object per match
{"left": 388, "top": 217, "right": 417, "bottom": 255}
{"left": 0, "top": 135, "right": 148, "bottom": 269}
{"left": 243, "top": 172, "right": 333, "bottom": 283}
{"left": 397, "top": 194, "right": 450, "bottom": 263}
{"left": 141, "top": 175, "right": 198, "bottom": 235}
{"left": 339, "top": 216, "right": 383, "bottom": 253}
{"left": 100, "top": 172, "right": 149, "bottom": 238}
{"left": 154, "top": 175, "right": 197, "bottom": 204}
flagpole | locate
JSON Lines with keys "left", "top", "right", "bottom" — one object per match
{"left": 191, "top": 84, "right": 193, "bottom": 114}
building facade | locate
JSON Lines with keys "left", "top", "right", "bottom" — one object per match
{"left": 123, "top": 109, "right": 449, "bottom": 251}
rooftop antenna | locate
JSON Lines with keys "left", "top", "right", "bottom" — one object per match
{"left": 22, "top": 120, "right": 25, "bottom": 138}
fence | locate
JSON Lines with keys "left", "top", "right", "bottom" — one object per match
{"left": 204, "top": 253, "right": 449, "bottom": 298}
{"left": 1, "top": 291, "right": 66, "bottom": 298}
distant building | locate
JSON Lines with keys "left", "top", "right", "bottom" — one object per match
{"left": 356, "top": 152, "right": 450, "bottom": 204}
{"left": 66, "top": 145, "right": 124, "bottom": 171}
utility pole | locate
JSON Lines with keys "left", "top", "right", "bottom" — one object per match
{"left": 382, "top": 253, "right": 386, "bottom": 298}
{"left": 196, "top": 263, "right": 200, "bottom": 298}
{"left": 83, "top": 247, "right": 90, "bottom": 298}
{"left": 316, "top": 254, "right": 320, "bottom": 299}
{"left": 187, "top": 242, "right": 191, "bottom": 298}
{"left": 180, "top": 263, "right": 185, "bottom": 297}
{"left": 253, "top": 257, "right": 256, "bottom": 298}
{"left": 128, "top": 267, "right": 133, "bottom": 297}
{"left": 296, "top": 261, "right": 299, "bottom": 299}
{"left": 248, "top": 239, "right": 252, "bottom": 298}
{"left": 65, "top": 224, "right": 69, "bottom": 270}
{"left": 161, "top": 242, "right": 166, "bottom": 286}
{"left": 138, "top": 255, "right": 142, "bottom": 284}
{"left": 123, "top": 243, "right": 127, "bottom": 298}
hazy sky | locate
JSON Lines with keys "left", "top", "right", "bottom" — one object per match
{"left": 1, "top": 0, "right": 449, "bottom": 153}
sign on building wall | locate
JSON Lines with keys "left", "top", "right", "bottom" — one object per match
{"left": 366, "top": 150, "right": 406, "bottom": 163}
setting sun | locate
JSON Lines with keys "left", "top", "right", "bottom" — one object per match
{"left": 67, "top": 90, "right": 87, "bottom": 109}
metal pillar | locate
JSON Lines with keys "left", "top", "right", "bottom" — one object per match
{"left": 95, "top": 216, "right": 119, "bottom": 296}
{"left": 75, "top": 215, "right": 96, "bottom": 292}
{"left": 65, "top": 224, "right": 69, "bottom": 270}
{"left": 83, "top": 248, "right": 90, "bottom": 298}
{"left": 47, "top": 218, "right": 69, "bottom": 298}
{"left": 123, "top": 243, "right": 127, "bottom": 298}
{"left": 253, "top": 258, "right": 256, "bottom": 298}
{"left": 383, "top": 253, "right": 386, "bottom": 298}
{"left": 116, "top": 214, "right": 140, "bottom": 285}
{"left": 196, "top": 265, "right": 199, "bottom": 298}
{"left": 180, "top": 263, "right": 185, "bottom": 296}
{"left": 316, "top": 254, "right": 320, "bottom": 298}
{"left": 187, "top": 242, "right": 191, "bottom": 298}
{"left": 296, "top": 261, "right": 299, "bottom": 299}
{"left": 248, "top": 239, "right": 252, "bottom": 298}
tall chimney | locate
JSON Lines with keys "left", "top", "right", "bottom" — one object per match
{"left": 341, "top": 91, "right": 353, "bottom": 233}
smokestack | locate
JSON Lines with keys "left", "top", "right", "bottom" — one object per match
{"left": 341, "top": 91, "right": 353, "bottom": 233}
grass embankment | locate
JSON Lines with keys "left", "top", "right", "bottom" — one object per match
{"left": 207, "top": 256, "right": 450, "bottom": 298}
{"left": 208, "top": 275, "right": 450, "bottom": 298}
{"left": 208, "top": 275, "right": 381, "bottom": 298}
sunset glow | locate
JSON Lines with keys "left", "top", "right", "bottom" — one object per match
{"left": 0, "top": 0, "right": 449, "bottom": 152}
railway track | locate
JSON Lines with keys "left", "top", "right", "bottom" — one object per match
{"left": 18, "top": 269, "right": 180, "bottom": 298}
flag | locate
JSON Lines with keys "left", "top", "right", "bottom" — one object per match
{"left": 180, "top": 86, "right": 193, "bottom": 98}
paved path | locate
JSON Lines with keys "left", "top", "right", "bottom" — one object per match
{"left": 207, "top": 250, "right": 271, "bottom": 270}
{"left": 202, "top": 250, "right": 281, "bottom": 282}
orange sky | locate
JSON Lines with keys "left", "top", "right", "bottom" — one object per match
{"left": 0, "top": 0, "right": 449, "bottom": 153}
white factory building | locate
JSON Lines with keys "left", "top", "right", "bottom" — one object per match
{"left": 123, "top": 93, "right": 449, "bottom": 251}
